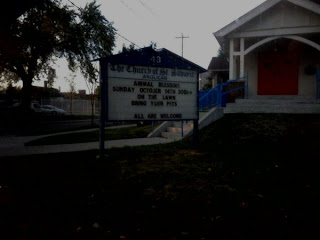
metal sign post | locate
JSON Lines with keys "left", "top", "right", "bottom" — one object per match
{"left": 193, "top": 70, "right": 200, "bottom": 147}
{"left": 99, "top": 59, "right": 107, "bottom": 160}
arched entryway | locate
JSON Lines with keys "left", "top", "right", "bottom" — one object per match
{"left": 255, "top": 36, "right": 320, "bottom": 95}
{"left": 235, "top": 35, "right": 320, "bottom": 96}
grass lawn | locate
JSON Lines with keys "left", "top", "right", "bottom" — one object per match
{"left": 1, "top": 113, "right": 320, "bottom": 240}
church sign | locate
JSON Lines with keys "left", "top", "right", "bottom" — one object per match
{"left": 96, "top": 47, "right": 206, "bottom": 157}
{"left": 107, "top": 64, "right": 198, "bottom": 121}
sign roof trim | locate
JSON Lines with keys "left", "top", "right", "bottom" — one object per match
{"left": 95, "top": 47, "right": 207, "bottom": 73}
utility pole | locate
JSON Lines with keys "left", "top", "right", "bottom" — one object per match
{"left": 176, "top": 33, "right": 189, "bottom": 58}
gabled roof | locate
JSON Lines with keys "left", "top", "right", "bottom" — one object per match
{"left": 97, "top": 47, "right": 207, "bottom": 73}
{"left": 214, "top": 0, "right": 320, "bottom": 44}
{"left": 208, "top": 57, "right": 229, "bottom": 71}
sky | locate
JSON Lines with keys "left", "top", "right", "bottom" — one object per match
{"left": 34, "top": 0, "right": 266, "bottom": 92}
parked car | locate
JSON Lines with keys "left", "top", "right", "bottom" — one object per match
{"left": 41, "top": 105, "right": 66, "bottom": 116}
{"left": 11, "top": 101, "right": 42, "bottom": 113}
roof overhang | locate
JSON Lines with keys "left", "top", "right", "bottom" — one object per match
{"left": 214, "top": 0, "right": 320, "bottom": 46}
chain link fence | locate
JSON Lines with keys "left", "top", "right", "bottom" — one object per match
{"left": 40, "top": 99, "right": 100, "bottom": 115}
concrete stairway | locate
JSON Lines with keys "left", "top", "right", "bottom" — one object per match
{"left": 224, "top": 97, "right": 320, "bottom": 114}
{"left": 160, "top": 121, "right": 194, "bottom": 140}
{"left": 148, "top": 96, "right": 320, "bottom": 141}
{"left": 159, "top": 111, "right": 212, "bottom": 140}
{"left": 148, "top": 108, "right": 224, "bottom": 140}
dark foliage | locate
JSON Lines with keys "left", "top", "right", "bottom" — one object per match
{"left": 0, "top": 0, "right": 116, "bottom": 110}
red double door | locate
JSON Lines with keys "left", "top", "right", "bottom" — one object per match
{"left": 258, "top": 52, "right": 299, "bottom": 95}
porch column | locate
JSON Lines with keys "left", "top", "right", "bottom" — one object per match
{"left": 240, "top": 38, "right": 245, "bottom": 77}
{"left": 229, "top": 38, "right": 234, "bottom": 80}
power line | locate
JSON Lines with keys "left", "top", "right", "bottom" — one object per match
{"left": 176, "top": 33, "right": 189, "bottom": 58}
{"left": 67, "top": 0, "right": 141, "bottom": 50}
{"left": 136, "top": 0, "right": 157, "bottom": 17}
{"left": 116, "top": 31, "right": 141, "bottom": 49}
{"left": 119, "top": 0, "right": 141, "bottom": 18}
{"left": 67, "top": 0, "right": 81, "bottom": 10}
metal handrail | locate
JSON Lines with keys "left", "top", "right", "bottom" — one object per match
{"left": 316, "top": 71, "right": 320, "bottom": 99}
{"left": 219, "top": 75, "right": 248, "bottom": 107}
{"left": 198, "top": 75, "right": 248, "bottom": 109}
{"left": 199, "top": 87, "right": 219, "bottom": 110}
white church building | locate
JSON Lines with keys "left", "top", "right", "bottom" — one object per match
{"left": 214, "top": 0, "right": 320, "bottom": 98}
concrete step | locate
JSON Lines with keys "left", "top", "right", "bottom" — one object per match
{"left": 160, "top": 110, "right": 216, "bottom": 140}
{"left": 224, "top": 97, "right": 320, "bottom": 114}
{"left": 225, "top": 108, "right": 320, "bottom": 114}
{"left": 161, "top": 121, "right": 193, "bottom": 140}
{"left": 148, "top": 107, "right": 224, "bottom": 140}
{"left": 167, "top": 126, "right": 192, "bottom": 133}
{"left": 199, "top": 111, "right": 209, "bottom": 119}
{"left": 226, "top": 102, "right": 320, "bottom": 108}
{"left": 161, "top": 132, "right": 183, "bottom": 140}
{"left": 225, "top": 103, "right": 320, "bottom": 114}
{"left": 233, "top": 98, "right": 320, "bottom": 105}
{"left": 172, "top": 121, "right": 193, "bottom": 128}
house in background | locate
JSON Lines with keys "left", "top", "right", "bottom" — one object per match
{"left": 207, "top": 57, "right": 229, "bottom": 87}
{"left": 214, "top": 0, "right": 320, "bottom": 99}
{"left": 199, "top": 57, "right": 229, "bottom": 90}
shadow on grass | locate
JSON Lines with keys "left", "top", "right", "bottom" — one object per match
{"left": 1, "top": 114, "right": 320, "bottom": 239}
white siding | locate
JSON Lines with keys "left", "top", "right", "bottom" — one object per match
{"left": 245, "top": 53, "right": 258, "bottom": 98}
{"left": 298, "top": 50, "right": 320, "bottom": 97}
{"left": 231, "top": 1, "right": 320, "bottom": 37}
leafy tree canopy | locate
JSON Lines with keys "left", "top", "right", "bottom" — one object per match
{"left": 119, "top": 41, "right": 157, "bottom": 54}
{"left": 119, "top": 43, "right": 136, "bottom": 54}
{"left": 0, "top": 0, "right": 116, "bottom": 108}
{"left": 217, "top": 47, "right": 227, "bottom": 59}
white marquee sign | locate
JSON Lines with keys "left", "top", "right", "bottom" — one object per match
{"left": 107, "top": 64, "right": 198, "bottom": 121}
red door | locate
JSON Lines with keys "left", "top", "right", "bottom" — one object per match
{"left": 258, "top": 52, "right": 299, "bottom": 95}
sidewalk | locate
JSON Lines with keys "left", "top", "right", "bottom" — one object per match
{"left": 0, "top": 126, "right": 175, "bottom": 157}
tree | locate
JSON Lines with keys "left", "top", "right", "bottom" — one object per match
{"left": 84, "top": 61, "right": 99, "bottom": 126}
{"left": 0, "top": 79, "right": 5, "bottom": 93}
{"left": 119, "top": 43, "right": 136, "bottom": 54}
{"left": 0, "top": 0, "right": 116, "bottom": 111}
{"left": 118, "top": 41, "right": 157, "bottom": 54}
{"left": 217, "top": 46, "right": 227, "bottom": 60}
{"left": 85, "top": 78, "right": 98, "bottom": 126}
{"left": 4, "top": 83, "right": 22, "bottom": 102}
{"left": 65, "top": 72, "right": 76, "bottom": 114}
{"left": 149, "top": 41, "right": 157, "bottom": 49}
